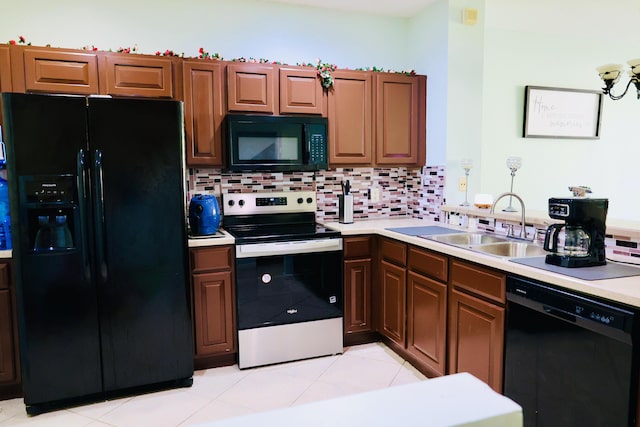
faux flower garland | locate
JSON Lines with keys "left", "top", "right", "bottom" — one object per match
{"left": 316, "top": 59, "right": 336, "bottom": 89}
{"left": 5, "top": 35, "right": 417, "bottom": 88}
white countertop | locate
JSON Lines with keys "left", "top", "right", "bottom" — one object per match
{"left": 186, "top": 216, "right": 640, "bottom": 308}
{"left": 200, "top": 372, "right": 522, "bottom": 427}
{"left": 323, "top": 217, "right": 640, "bottom": 309}
{"left": 188, "top": 229, "right": 235, "bottom": 247}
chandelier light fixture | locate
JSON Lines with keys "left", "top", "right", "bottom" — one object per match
{"left": 596, "top": 59, "right": 640, "bottom": 100}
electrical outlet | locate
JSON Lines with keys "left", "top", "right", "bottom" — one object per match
{"left": 458, "top": 176, "right": 467, "bottom": 192}
{"left": 370, "top": 187, "right": 381, "bottom": 202}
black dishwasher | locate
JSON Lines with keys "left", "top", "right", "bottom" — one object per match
{"left": 504, "top": 275, "right": 638, "bottom": 427}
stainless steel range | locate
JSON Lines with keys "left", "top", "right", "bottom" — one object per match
{"left": 222, "top": 191, "right": 344, "bottom": 369}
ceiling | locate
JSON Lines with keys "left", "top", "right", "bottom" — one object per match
{"left": 261, "top": 0, "right": 437, "bottom": 18}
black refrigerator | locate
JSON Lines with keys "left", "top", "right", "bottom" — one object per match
{"left": 1, "top": 93, "right": 194, "bottom": 414}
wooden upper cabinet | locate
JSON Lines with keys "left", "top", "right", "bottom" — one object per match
{"left": 0, "top": 46, "right": 12, "bottom": 128}
{"left": 279, "top": 67, "right": 323, "bottom": 115}
{"left": 328, "top": 70, "right": 373, "bottom": 165}
{"left": 183, "top": 60, "right": 225, "bottom": 166}
{"left": 0, "top": 46, "right": 12, "bottom": 92}
{"left": 375, "top": 73, "right": 424, "bottom": 166}
{"left": 99, "top": 53, "right": 178, "bottom": 98}
{"left": 227, "top": 63, "right": 276, "bottom": 114}
{"left": 13, "top": 46, "right": 99, "bottom": 95}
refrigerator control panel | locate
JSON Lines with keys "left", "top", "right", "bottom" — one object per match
{"left": 22, "top": 175, "right": 76, "bottom": 204}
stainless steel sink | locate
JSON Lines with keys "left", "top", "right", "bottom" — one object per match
{"left": 470, "top": 242, "right": 548, "bottom": 258}
{"left": 422, "top": 232, "right": 546, "bottom": 259}
{"left": 425, "top": 233, "right": 509, "bottom": 246}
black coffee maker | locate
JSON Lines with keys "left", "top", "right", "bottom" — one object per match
{"left": 543, "top": 197, "right": 608, "bottom": 268}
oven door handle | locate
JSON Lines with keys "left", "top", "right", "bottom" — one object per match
{"left": 236, "top": 238, "right": 343, "bottom": 258}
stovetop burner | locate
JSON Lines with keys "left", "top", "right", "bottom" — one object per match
{"left": 224, "top": 222, "right": 339, "bottom": 244}
{"left": 221, "top": 191, "right": 340, "bottom": 245}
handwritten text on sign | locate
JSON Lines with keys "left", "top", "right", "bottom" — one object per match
{"left": 525, "top": 87, "right": 601, "bottom": 138}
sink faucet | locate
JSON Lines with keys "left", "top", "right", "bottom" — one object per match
{"left": 489, "top": 192, "right": 531, "bottom": 241}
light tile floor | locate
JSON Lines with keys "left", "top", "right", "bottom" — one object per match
{"left": 0, "top": 343, "right": 426, "bottom": 426}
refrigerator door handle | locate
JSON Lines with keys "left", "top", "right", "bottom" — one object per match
{"left": 77, "top": 149, "right": 91, "bottom": 282}
{"left": 93, "top": 149, "right": 108, "bottom": 282}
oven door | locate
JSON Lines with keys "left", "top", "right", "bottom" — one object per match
{"left": 235, "top": 239, "right": 343, "bottom": 330}
{"left": 234, "top": 238, "right": 344, "bottom": 368}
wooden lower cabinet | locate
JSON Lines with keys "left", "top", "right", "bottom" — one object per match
{"left": 0, "top": 261, "right": 21, "bottom": 400}
{"left": 406, "top": 271, "right": 447, "bottom": 377}
{"left": 447, "top": 260, "right": 505, "bottom": 393}
{"left": 379, "top": 260, "right": 406, "bottom": 347}
{"left": 0, "top": 289, "right": 15, "bottom": 383}
{"left": 190, "top": 246, "right": 236, "bottom": 369}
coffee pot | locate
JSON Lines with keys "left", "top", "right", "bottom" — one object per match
{"left": 543, "top": 197, "right": 608, "bottom": 268}
{"left": 544, "top": 224, "right": 591, "bottom": 257}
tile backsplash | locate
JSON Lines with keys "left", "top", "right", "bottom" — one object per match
{"left": 187, "top": 165, "right": 446, "bottom": 222}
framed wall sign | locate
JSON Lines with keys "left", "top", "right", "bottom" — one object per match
{"left": 523, "top": 86, "right": 603, "bottom": 139}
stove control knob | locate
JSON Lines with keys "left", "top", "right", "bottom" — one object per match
{"left": 306, "top": 197, "right": 313, "bottom": 204}
{"left": 239, "top": 199, "right": 245, "bottom": 207}
{"left": 297, "top": 197, "right": 303, "bottom": 204}
{"left": 228, "top": 200, "right": 235, "bottom": 207}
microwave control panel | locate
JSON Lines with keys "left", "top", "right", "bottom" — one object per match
{"left": 307, "top": 123, "right": 327, "bottom": 165}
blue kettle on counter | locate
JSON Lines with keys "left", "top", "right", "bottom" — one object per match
{"left": 188, "top": 194, "right": 221, "bottom": 236}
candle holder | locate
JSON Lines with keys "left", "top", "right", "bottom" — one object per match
{"left": 504, "top": 156, "right": 522, "bottom": 212}
{"left": 460, "top": 159, "right": 473, "bottom": 206}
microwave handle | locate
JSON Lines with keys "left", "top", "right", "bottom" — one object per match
{"left": 302, "top": 124, "right": 310, "bottom": 163}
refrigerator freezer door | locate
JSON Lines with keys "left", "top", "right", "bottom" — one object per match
{"left": 86, "top": 97, "right": 193, "bottom": 391}
{"left": 2, "top": 93, "right": 103, "bottom": 405}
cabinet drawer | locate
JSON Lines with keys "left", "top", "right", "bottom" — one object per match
{"left": 379, "top": 238, "right": 406, "bottom": 267}
{"left": 408, "top": 246, "right": 447, "bottom": 282}
{"left": 450, "top": 259, "right": 505, "bottom": 304}
{"left": 0, "top": 263, "right": 9, "bottom": 290}
{"left": 344, "top": 236, "right": 372, "bottom": 259}
{"left": 191, "top": 246, "right": 233, "bottom": 273}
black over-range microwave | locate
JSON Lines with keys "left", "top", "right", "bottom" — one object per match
{"left": 225, "top": 114, "right": 328, "bottom": 172}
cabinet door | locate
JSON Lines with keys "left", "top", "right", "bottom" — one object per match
{"left": 374, "top": 73, "right": 421, "bottom": 166}
{"left": 183, "top": 60, "right": 225, "bottom": 166}
{"left": 407, "top": 271, "right": 447, "bottom": 377}
{"left": 279, "top": 67, "right": 323, "bottom": 115}
{"left": 227, "top": 63, "right": 276, "bottom": 113}
{"left": 344, "top": 258, "right": 372, "bottom": 334}
{"left": 328, "top": 70, "right": 373, "bottom": 165}
{"left": 100, "top": 53, "right": 176, "bottom": 98}
{"left": 0, "top": 46, "right": 11, "bottom": 128}
{"left": 380, "top": 260, "right": 406, "bottom": 347}
{"left": 193, "top": 271, "right": 235, "bottom": 356}
{"left": 0, "top": 289, "right": 15, "bottom": 383}
{"left": 19, "top": 47, "right": 99, "bottom": 95}
{"left": 448, "top": 288, "right": 504, "bottom": 392}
